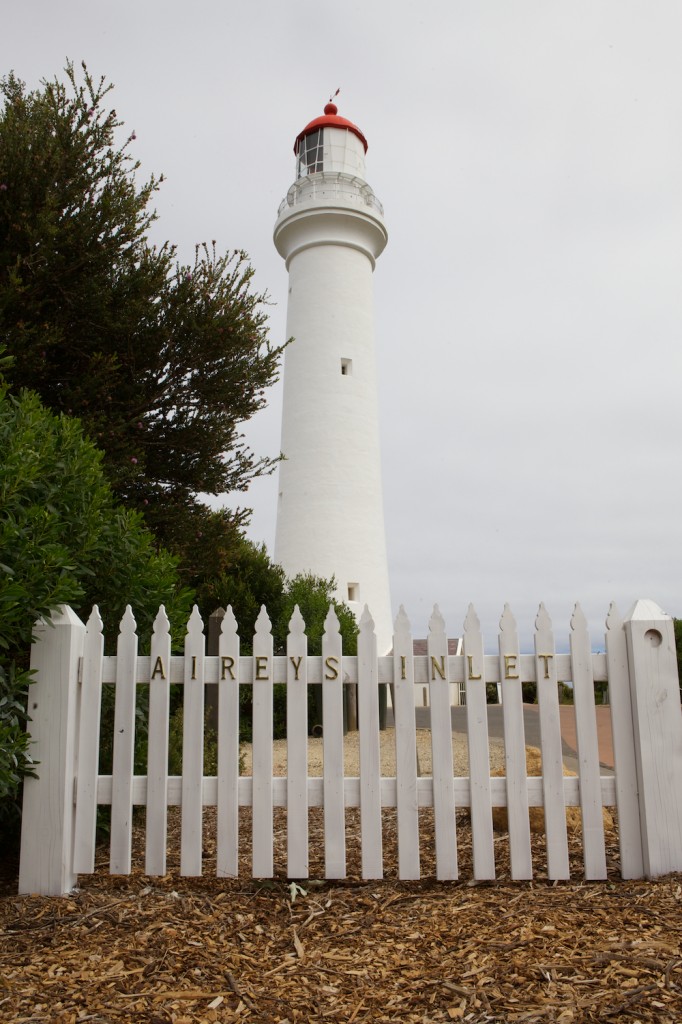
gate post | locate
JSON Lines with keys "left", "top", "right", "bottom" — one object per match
{"left": 18, "top": 606, "right": 85, "bottom": 895}
{"left": 624, "top": 599, "right": 682, "bottom": 878}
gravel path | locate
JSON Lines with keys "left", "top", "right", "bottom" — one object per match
{"left": 241, "top": 727, "right": 507, "bottom": 777}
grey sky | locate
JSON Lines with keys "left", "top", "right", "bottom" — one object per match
{"left": 4, "top": 1, "right": 681, "bottom": 648}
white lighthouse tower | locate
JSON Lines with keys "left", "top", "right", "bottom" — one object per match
{"left": 273, "top": 101, "right": 393, "bottom": 652}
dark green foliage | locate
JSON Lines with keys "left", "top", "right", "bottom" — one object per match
{"left": 274, "top": 573, "right": 359, "bottom": 656}
{"left": 198, "top": 537, "right": 286, "bottom": 640}
{"left": 0, "top": 63, "right": 285, "bottom": 560}
{"left": 0, "top": 382, "right": 192, "bottom": 828}
{"left": 674, "top": 619, "right": 682, "bottom": 699}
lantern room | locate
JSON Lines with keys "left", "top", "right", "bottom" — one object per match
{"left": 294, "top": 102, "right": 368, "bottom": 180}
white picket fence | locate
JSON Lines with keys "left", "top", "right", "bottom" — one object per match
{"left": 18, "top": 598, "right": 682, "bottom": 895}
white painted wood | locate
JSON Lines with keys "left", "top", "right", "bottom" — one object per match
{"left": 624, "top": 599, "right": 682, "bottom": 877}
{"left": 570, "top": 604, "right": 607, "bottom": 880}
{"left": 392, "top": 606, "right": 420, "bottom": 880}
{"left": 26, "top": 598, "right": 682, "bottom": 889}
{"left": 109, "top": 607, "right": 138, "bottom": 875}
{"left": 217, "top": 607, "right": 240, "bottom": 877}
{"left": 145, "top": 606, "right": 171, "bottom": 876}
{"left": 463, "top": 605, "right": 495, "bottom": 880}
{"left": 73, "top": 606, "right": 105, "bottom": 874}
{"left": 251, "top": 606, "right": 274, "bottom": 877}
{"left": 322, "top": 605, "right": 346, "bottom": 878}
{"left": 19, "top": 606, "right": 85, "bottom": 896}
{"left": 358, "top": 606, "right": 382, "bottom": 878}
{"left": 498, "top": 604, "right": 532, "bottom": 880}
{"left": 604, "top": 603, "right": 643, "bottom": 879}
{"left": 287, "top": 605, "right": 309, "bottom": 879}
{"left": 96, "top": 649, "right": 615, "bottom": 688}
{"left": 96, "top": 768, "right": 618, "bottom": 814}
{"left": 181, "top": 606, "right": 205, "bottom": 876}
{"left": 427, "top": 606, "right": 458, "bottom": 880}
{"left": 534, "top": 604, "right": 570, "bottom": 880}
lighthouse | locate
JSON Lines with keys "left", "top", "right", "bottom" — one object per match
{"left": 273, "top": 101, "right": 393, "bottom": 653}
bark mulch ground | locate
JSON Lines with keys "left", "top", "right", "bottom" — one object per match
{"left": 2, "top": 806, "right": 681, "bottom": 1024}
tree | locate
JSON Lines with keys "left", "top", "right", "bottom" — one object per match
{"left": 198, "top": 536, "right": 286, "bottom": 639}
{"left": 0, "top": 63, "right": 285, "bottom": 555}
{"left": 0, "top": 381, "right": 193, "bottom": 831}
{"left": 274, "top": 573, "right": 359, "bottom": 656}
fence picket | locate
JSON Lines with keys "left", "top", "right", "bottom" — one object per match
{"left": 570, "top": 604, "right": 607, "bottom": 880}
{"left": 73, "top": 607, "right": 105, "bottom": 874}
{"left": 217, "top": 607, "right": 240, "bottom": 877}
{"left": 463, "top": 605, "right": 495, "bottom": 880}
{"left": 252, "top": 607, "right": 274, "bottom": 877}
{"left": 145, "top": 606, "right": 171, "bottom": 876}
{"left": 110, "top": 606, "right": 138, "bottom": 875}
{"left": 534, "top": 604, "right": 570, "bottom": 880}
{"left": 428, "top": 606, "right": 458, "bottom": 880}
{"left": 499, "top": 605, "right": 532, "bottom": 880}
{"left": 358, "top": 607, "right": 382, "bottom": 878}
{"left": 287, "top": 606, "right": 309, "bottom": 879}
{"left": 181, "top": 606, "right": 205, "bottom": 876}
{"left": 392, "top": 607, "right": 420, "bottom": 880}
{"left": 322, "top": 606, "right": 346, "bottom": 878}
{"left": 605, "top": 604, "right": 643, "bottom": 878}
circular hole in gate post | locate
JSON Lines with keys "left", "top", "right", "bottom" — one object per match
{"left": 644, "top": 628, "right": 662, "bottom": 647}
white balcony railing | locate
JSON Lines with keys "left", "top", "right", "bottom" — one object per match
{"left": 277, "top": 171, "right": 384, "bottom": 218}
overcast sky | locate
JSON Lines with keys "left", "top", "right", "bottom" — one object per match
{"left": 4, "top": 1, "right": 681, "bottom": 649}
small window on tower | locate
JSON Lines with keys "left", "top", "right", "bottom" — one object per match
{"left": 347, "top": 583, "right": 359, "bottom": 602}
{"left": 340, "top": 358, "right": 352, "bottom": 376}
{"left": 297, "top": 129, "right": 324, "bottom": 177}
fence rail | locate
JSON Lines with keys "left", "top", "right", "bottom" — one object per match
{"left": 18, "top": 599, "right": 682, "bottom": 895}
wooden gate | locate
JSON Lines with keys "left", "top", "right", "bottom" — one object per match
{"left": 18, "top": 599, "right": 682, "bottom": 895}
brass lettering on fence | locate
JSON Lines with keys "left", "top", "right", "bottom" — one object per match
{"left": 325, "top": 655, "right": 339, "bottom": 680}
{"left": 504, "top": 654, "right": 519, "bottom": 679}
{"left": 467, "top": 655, "right": 482, "bottom": 680}
{"left": 401, "top": 655, "right": 406, "bottom": 680}
{"left": 151, "top": 656, "right": 166, "bottom": 680}
{"left": 255, "top": 656, "right": 269, "bottom": 681}
{"left": 220, "top": 656, "right": 235, "bottom": 681}
{"left": 191, "top": 656, "right": 197, "bottom": 680}
{"left": 289, "top": 655, "right": 302, "bottom": 680}
{"left": 537, "top": 653, "right": 554, "bottom": 679}
{"left": 431, "top": 656, "right": 446, "bottom": 680}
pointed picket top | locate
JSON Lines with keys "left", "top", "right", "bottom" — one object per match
{"left": 428, "top": 604, "right": 446, "bottom": 640}
{"left": 152, "top": 605, "right": 170, "bottom": 639}
{"left": 186, "top": 604, "right": 204, "bottom": 642}
{"left": 570, "top": 602, "right": 588, "bottom": 632}
{"left": 535, "top": 603, "right": 553, "bottom": 634}
{"left": 119, "top": 604, "right": 137, "bottom": 637}
{"left": 359, "top": 604, "right": 375, "bottom": 637}
{"left": 221, "top": 605, "right": 239, "bottom": 642}
{"left": 463, "top": 603, "right": 481, "bottom": 636}
{"left": 254, "top": 604, "right": 272, "bottom": 637}
{"left": 499, "top": 603, "right": 517, "bottom": 634}
{"left": 86, "top": 604, "right": 104, "bottom": 636}
{"left": 605, "top": 602, "right": 623, "bottom": 632}
{"left": 624, "top": 598, "right": 670, "bottom": 623}
{"left": 288, "top": 603, "right": 306, "bottom": 638}
{"left": 323, "top": 603, "right": 340, "bottom": 641}
{"left": 393, "top": 605, "right": 412, "bottom": 641}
